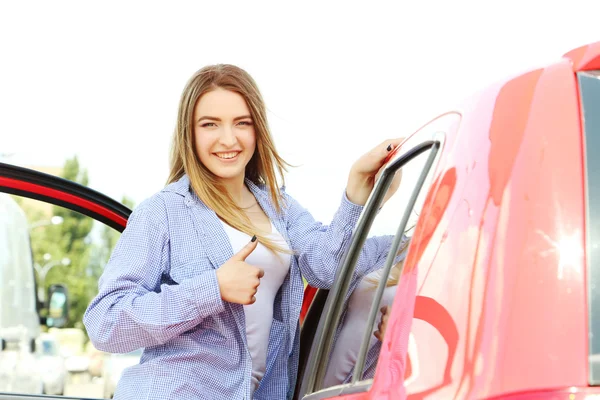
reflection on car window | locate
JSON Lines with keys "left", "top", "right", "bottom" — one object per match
{"left": 49, "top": 292, "right": 67, "bottom": 314}
{"left": 321, "top": 147, "right": 436, "bottom": 390}
{"left": 579, "top": 71, "right": 600, "bottom": 384}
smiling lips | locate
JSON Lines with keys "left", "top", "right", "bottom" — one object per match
{"left": 214, "top": 151, "right": 241, "bottom": 160}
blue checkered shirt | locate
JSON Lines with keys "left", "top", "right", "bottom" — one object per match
{"left": 83, "top": 175, "right": 393, "bottom": 400}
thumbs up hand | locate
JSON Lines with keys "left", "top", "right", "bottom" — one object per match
{"left": 216, "top": 235, "right": 264, "bottom": 305}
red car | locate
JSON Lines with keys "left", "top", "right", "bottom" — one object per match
{"left": 1, "top": 40, "right": 599, "bottom": 400}
{"left": 297, "top": 41, "right": 600, "bottom": 400}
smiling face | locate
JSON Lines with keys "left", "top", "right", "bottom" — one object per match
{"left": 193, "top": 88, "right": 256, "bottom": 186}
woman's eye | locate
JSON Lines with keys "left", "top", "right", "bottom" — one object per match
{"left": 238, "top": 120, "right": 253, "bottom": 126}
{"left": 201, "top": 122, "right": 216, "bottom": 128}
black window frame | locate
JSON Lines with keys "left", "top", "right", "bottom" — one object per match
{"left": 298, "top": 135, "right": 443, "bottom": 399}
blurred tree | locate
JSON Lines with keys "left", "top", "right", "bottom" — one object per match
{"left": 23, "top": 156, "right": 135, "bottom": 334}
{"left": 101, "top": 195, "right": 135, "bottom": 261}
{"left": 43, "top": 156, "right": 94, "bottom": 330}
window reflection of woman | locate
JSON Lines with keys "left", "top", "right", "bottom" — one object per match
{"left": 323, "top": 240, "right": 410, "bottom": 387}
{"left": 323, "top": 166, "right": 458, "bottom": 388}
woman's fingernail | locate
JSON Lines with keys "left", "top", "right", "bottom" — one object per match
{"left": 251, "top": 235, "right": 257, "bottom": 242}
{"left": 386, "top": 144, "right": 392, "bottom": 152}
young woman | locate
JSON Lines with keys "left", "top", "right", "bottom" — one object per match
{"left": 83, "top": 64, "right": 403, "bottom": 400}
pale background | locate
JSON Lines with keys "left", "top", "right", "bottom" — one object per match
{"left": 1, "top": 0, "right": 598, "bottom": 223}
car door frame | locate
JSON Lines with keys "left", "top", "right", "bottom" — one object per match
{"left": 296, "top": 112, "right": 461, "bottom": 400}
{"left": 0, "top": 161, "right": 131, "bottom": 400}
{"left": 297, "top": 138, "right": 445, "bottom": 399}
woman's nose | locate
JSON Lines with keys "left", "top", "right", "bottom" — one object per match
{"left": 219, "top": 125, "right": 237, "bottom": 147}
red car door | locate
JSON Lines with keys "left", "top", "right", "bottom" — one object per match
{"left": 296, "top": 113, "right": 461, "bottom": 400}
{"left": 298, "top": 41, "right": 600, "bottom": 400}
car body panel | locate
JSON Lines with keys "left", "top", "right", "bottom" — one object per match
{"left": 308, "top": 42, "right": 598, "bottom": 400}
{"left": 563, "top": 41, "right": 600, "bottom": 71}
{"left": 401, "top": 58, "right": 586, "bottom": 399}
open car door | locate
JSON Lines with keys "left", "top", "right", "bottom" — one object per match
{"left": 0, "top": 162, "right": 130, "bottom": 399}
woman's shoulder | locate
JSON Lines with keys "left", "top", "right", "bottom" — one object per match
{"left": 127, "top": 193, "right": 170, "bottom": 228}
{"left": 128, "top": 179, "right": 190, "bottom": 224}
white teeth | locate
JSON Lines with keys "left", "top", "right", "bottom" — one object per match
{"left": 215, "top": 152, "right": 239, "bottom": 159}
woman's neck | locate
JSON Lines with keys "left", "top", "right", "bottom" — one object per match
{"left": 222, "top": 175, "right": 253, "bottom": 207}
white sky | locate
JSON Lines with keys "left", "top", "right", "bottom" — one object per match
{"left": 1, "top": 0, "right": 599, "bottom": 223}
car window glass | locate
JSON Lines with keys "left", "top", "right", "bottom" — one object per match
{"left": 578, "top": 71, "right": 600, "bottom": 383}
{"left": 0, "top": 193, "right": 124, "bottom": 398}
{"left": 319, "top": 145, "right": 438, "bottom": 390}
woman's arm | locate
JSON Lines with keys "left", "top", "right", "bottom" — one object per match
{"left": 285, "top": 192, "right": 396, "bottom": 288}
{"left": 287, "top": 137, "right": 406, "bottom": 288}
{"left": 285, "top": 191, "right": 361, "bottom": 288}
{"left": 83, "top": 199, "right": 225, "bottom": 353}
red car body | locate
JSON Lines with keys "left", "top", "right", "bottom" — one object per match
{"left": 300, "top": 41, "right": 600, "bottom": 399}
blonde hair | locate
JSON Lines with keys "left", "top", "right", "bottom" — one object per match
{"left": 368, "top": 238, "right": 410, "bottom": 287}
{"left": 167, "top": 64, "right": 291, "bottom": 253}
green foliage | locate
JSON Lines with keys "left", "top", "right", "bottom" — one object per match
{"left": 46, "top": 157, "right": 94, "bottom": 330}
{"left": 99, "top": 195, "right": 135, "bottom": 263}
{"left": 22, "top": 156, "right": 134, "bottom": 338}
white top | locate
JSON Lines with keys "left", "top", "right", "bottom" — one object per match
{"left": 323, "top": 268, "right": 398, "bottom": 388}
{"left": 221, "top": 220, "right": 291, "bottom": 394}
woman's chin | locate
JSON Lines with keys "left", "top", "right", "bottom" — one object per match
{"left": 210, "top": 169, "right": 246, "bottom": 182}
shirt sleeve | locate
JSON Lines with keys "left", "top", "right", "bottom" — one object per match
{"left": 285, "top": 191, "right": 396, "bottom": 289}
{"left": 83, "top": 200, "right": 225, "bottom": 353}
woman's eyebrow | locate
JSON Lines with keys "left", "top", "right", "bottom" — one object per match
{"left": 197, "top": 115, "right": 252, "bottom": 123}
{"left": 197, "top": 116, "right": 221, "bottom": 122}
